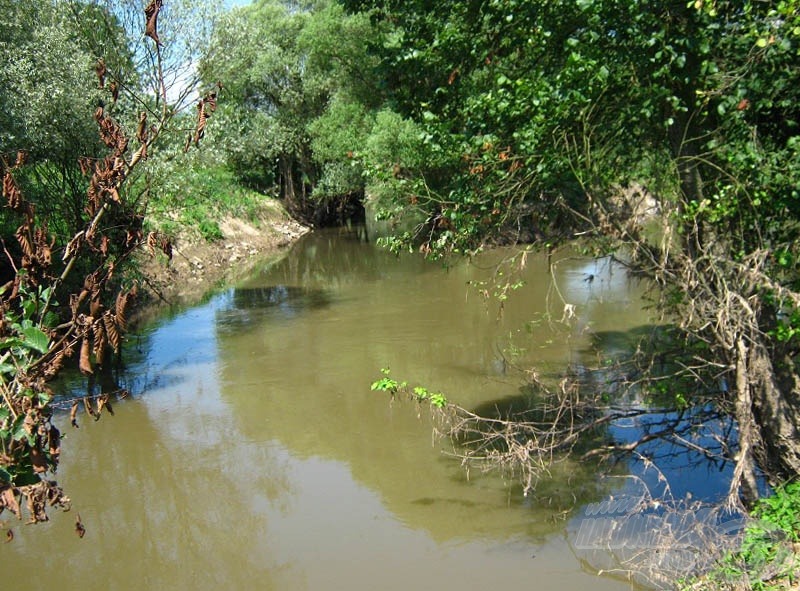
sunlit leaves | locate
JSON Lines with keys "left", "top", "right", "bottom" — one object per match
{"left": 0, "top": 1, "right": 102, "bottom": 160}
{"left": 20, "top": 327, "right": 48, "bottom": 355}
{"left": 371, "top": 368, "right": 448, "bottom": 408}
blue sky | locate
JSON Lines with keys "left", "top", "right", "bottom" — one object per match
{"left": 225, "top": 0, "right": 252, "bottom": 7}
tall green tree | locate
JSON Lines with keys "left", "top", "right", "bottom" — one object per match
{"left": 0, "top": 1, "right": 112, "bottom": 238}
{"left": 201, "top": 0, "right": 379, "bottom": 224}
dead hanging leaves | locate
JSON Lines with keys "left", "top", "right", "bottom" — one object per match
{"left": 64, "top": 390, "right": 124, "bottom": 429}
{"left": 2, "top": 151, "right": 54, "bottom": 286}
{"left": 69, "top": 284, "right": 135, "bottom": 378}
{"left": 0, "top": 0, "right": 223, "bottom": 531}
{"left": 0, "top": 481, "right": 70, "bottom": 525}
{"left": 186, "top": 86, "right": 220, "bottom": 152}
{"left": 144, "top": 0, "right": 164, "bottom": 45}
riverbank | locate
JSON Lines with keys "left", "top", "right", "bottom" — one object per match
{"left": 134, "top": 201, "right": 309, "bottom": 321}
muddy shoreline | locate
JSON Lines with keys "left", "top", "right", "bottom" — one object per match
{"left": 132, "top": 214, "right": 309, "bottom": 324}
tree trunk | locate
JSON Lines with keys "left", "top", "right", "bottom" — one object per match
{"left": 278, "top": 153, "right": 296, "bottom": 208}
{"left": 731, "top": 335, "right": 800, "bottom": 506}
{"left": 732, "top": 337, "right": 762, "bottom": 506}
{"left": 749, "top": 341, "right": 800, "bottom": 482}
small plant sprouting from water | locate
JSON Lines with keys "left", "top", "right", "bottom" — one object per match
{"left": 369, "top": 367, "right": 405, "bottom": 395}
{"left": 370, "top": 368, "right": 448, "bottom": 408}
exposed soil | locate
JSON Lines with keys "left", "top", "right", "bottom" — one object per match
{"left": 133, "top": 205, "right": 309, "bottom": 323}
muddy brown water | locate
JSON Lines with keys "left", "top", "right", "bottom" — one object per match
{"left": 2, "top": 228, "right": 655, "bottom": 590}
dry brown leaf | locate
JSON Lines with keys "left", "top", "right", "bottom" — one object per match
{"left": 70, "top": 400, "right": 79, "bottom": 428}
{"left": 79, "top": 335, "right": 93, "bottom": 375}
{"left": 160, "top": 235, "right": 173, "bottom": 260}
{"left": 146, "top": 231, "right": 157, "bottom": 256}
{"left": 15, "top": 224, "right": 33, "bottom": 258}
{"left": 22, "top": 411, "right": 36, "bottom": 438}
{"left": 136, "top": 111, "right": 148, "bottom": 143}
{"left": 144, "top": 0, "right": 163, "bottom": 45}
{"left": 95, "top": 58, "right": 106, "bottom": 88}
{"left": 48, "top": 425, "right": 61, "bottom": 460}
{"left": 0, "top": 486, "right": 21, "bottom": 519}
{"left": 3, "top": 171, "right": 22, "bottom": 211}
{"left": 83, "top": 396, "right": 96, "bottom": 419}
{"left": 75, "top": 513, "right": 86, "bottom": 538}
{"left": 93, "top": 320, "right": 106, "bottom": 366}
{"left": 115, "top": 289, "right": 131, "bottom": 332}
{"left": 23, "top": 483, "right": 47, "bottom": 523}
{"left": 43, "top": 350, "right": 64, "bottom": 379}
{"left": 30, "top": 446, "right": 48, "bottom": 474}
{"left": 104, "top": 311, "right": 120, "bottom": 353}
{"left": 89, "top": 295, "right": 103, "bottom": 319}
{"left": 5, "top": 529, "right": 12, "bottom": 543}
{"left": 96, "top": 394, "right": 108, "bottom": 417}
{"left": 109, "top": 80, "right": 119, "bottom": 103}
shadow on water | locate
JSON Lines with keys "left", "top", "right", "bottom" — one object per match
{"left": 216, "top": 285, "right": 333, "bottom": 333}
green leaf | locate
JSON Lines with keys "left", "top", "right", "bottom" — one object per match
{"left": 21, "top": 326, "right": 49, "bottom": 354}
{"left": 0, "top": 362, "right": 15, "bottom": 375}
{"left": 0, "top": 466, "right": 11, "bottom": 485}
{"left": 0, "top": 337, "right": 24, "bottom": 350}
{"left": 11, "top": 414, "right": 30, "bottom": 443}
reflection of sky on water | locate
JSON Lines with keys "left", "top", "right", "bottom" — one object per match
{"left": 611, "top": 408, "right": 734, "bottom": 502}
{"left": 561, "top": 256, "right": 640, "bottom": 307}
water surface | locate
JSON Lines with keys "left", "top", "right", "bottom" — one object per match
{"left": 2, "top": 228, "right": 654, "bottom": 590}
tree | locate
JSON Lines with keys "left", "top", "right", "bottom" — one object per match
{"left": 0, "top": 1, "right": 115, "bottom": 239}
{"left": 0, "top": 0, "right": 219, "bottom": 527}
{"left": 343, "top": 0, "right": 800, "bottom": 506}
{"left": 201, "top": 0, "right": 380, "bottom": 224}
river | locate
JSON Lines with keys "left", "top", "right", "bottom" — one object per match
{"left": 2, "top": 227, "right": 727, "bottom": 590}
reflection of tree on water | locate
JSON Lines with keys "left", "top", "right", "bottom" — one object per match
{"left": 446, "top": 319, "right": 750, "bottom": 586}
{"left": 9, "top": 371, "right": 294, "bottom": 590}
{"left": 579, "top": 325, "right": 738, "bottom": 501}
{"left": 216, "top": 286, "right": 333, "bottom": 333}
{"left": 418, "top": 312, "right": 743, "bottom": 537}
{"left": 240, "top": 224, "right": 438, "bottom": 292}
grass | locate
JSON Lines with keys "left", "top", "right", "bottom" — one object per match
{"left": 143, "top": 154, "right": 276, "bottom": 243}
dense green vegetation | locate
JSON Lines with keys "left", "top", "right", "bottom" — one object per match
{"left": 686, "top": 482, "right": 800, "bottom": 590}
{"left": 2, "top": 0, "right": 800, "bottom": 585}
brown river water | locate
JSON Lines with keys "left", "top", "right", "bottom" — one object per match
{"left": 2, "top": 227, "right": 663, "bottom": 590}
